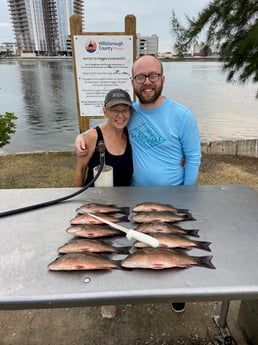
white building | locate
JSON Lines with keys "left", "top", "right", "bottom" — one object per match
{"left": 8, "top": 0, "right": 84, "bottom": 55}
{"left": 136, "top": 34, "right": 158, "bottom": 57}
{"left": 0, "top": 42, "right": 18, "bottom": 56}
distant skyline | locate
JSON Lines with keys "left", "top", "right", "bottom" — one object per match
{"left": 0, "top": 0, "right": 210, "bottom": 52}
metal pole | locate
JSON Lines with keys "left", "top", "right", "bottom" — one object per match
{"left": 213, "top": 300, "right": 232, "bottom": 341}
{"left": 219, "top": 300, "right": 230, "bottom": 328}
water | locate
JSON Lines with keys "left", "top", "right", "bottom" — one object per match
{"left": 163, "top": 61, "right": 258, "bottom": 143}
{"left": 0, "top": 59, "right": 78, "bottom": 154}
{"left": 0, "top": 59, "right": 257, "bottom": 154}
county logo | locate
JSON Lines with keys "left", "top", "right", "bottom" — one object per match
{"left": 85, "top": 40, "right": 97, "bottom": 53}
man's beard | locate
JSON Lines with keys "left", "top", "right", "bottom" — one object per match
{"left": 135, "top": 84, "right": 163, "bottom": 104}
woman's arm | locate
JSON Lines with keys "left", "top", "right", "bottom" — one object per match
{"left": 74, "top": 129, "right": 97, "bottom": 187}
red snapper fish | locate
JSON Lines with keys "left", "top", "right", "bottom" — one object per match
{"left": 48, "top": 252, "right": 120, "bottom": 271}
{"left": 121, "top": 248, "right": 215, "bottom": 270}
{"left": 131, "top": 211, "right": 195, "bottom": 223}
{"left": 70, "top": 213, "right": 128, "bottom": 225}
{"left": 66, "top": 224, "right": 122, "bottom": 238}
{"left": 132, "top": 202, "right": 189, "bottom": 214}
{"left": 134, "top": 233, "right": 211, "bottom": 251}
{"left": 76, "top": 203, "right": 130, "bottom": 215}
{"left": 135, "top": 221, "right": 199, "bottom": 237}
{"left": 58, "top": 238, "right": 129, "bottom": 254}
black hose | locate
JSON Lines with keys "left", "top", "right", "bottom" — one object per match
{"left": 0, "top": 156, "right": 105, "bottom": 218}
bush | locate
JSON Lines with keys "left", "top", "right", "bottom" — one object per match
{"left": 0, "top": 112, "right": 17, "bottom": 148}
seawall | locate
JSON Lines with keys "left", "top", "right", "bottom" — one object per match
{"left": 201, "top": 139, "right": 258, "bottom": 158}
{"left": 1, "top": 139, "right": 258, "bottom": 158}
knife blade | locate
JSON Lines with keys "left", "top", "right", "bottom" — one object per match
{"left": 87, "top": 213, "right": 159, "bottom": 248}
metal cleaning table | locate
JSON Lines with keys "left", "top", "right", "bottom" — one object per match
{"left": 0, "top": 185, "right": 258, "bottom": 333}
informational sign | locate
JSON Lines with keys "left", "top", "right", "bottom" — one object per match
{"left": 73, "top": 35, "right": 133, "bottom": 117}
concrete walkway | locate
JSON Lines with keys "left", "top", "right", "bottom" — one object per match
{"left": 0, "top": 300, "right": 248, "bottom": 345}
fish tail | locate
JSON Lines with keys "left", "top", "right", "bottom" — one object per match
{"left": 119, "top": 207, "right": 131, "bottom": 215}
{"left": 118, "top": 215, "right": 129, "bottom": 222}
{"left": 186, "top": 229, "right": 200, "bottom": 237}
{"left": 196, "top": 241, "right": 212, "bottom": 252}
{"left": 116, "top": 246, "right": 131, "bottom": 254}
{"left": 183, "top": 212, "right": 196, "bottom": 221}
{"left": 196, "top": 255, "right": 216, "bottom": 269}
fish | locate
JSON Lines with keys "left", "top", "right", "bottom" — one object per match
{"left": 132, "top": 202, "right": 189, "bottom": 214}
{"left": 70, "top": 213, "right": 129, "bottom": 225}
{"left": 66, "top": 225, "right": 122, "bottom": 238}
{"left": 76, "top": 203, "right": 130, "bottom": 215}
{"left": 58, "top": 238, "right": 130, "bottom": 254}
{"left": 121, "top": 248, "right": 215, "bottom": 270}
{"left": 48, "top": 252, "right": 120, "bottom": 271}
{"left": 134, "top": 233, "right": 211, "bottom": 251}
{"left": 131, "top": 211, "right": 195, "bottom": 223}
{"left": 135, "top": 221, "right": 199, "bottom": 237}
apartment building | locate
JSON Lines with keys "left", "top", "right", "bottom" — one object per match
{"left": 7, "top": 0, "right": 84, "bottom": 55}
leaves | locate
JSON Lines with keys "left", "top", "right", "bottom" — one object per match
{"left": 0, "top": 112, "right": 17, "bottom": 148}
{"left": 170, "top": 0, "right": 258, "bottom": 97}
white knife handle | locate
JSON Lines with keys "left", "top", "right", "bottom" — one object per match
{"left": 126, "top": 230, "right": 159, "bottom": 248}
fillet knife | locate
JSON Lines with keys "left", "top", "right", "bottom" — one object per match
{"left": 87, "top": 213, "right": 159, "bottom": 248}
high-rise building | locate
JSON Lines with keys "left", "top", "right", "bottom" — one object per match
{"left": 8, "top": 0, "right": 84, "bottom": 55}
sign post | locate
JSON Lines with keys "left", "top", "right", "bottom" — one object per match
{"left": 70, "top": 14, "right": 136, "bottom": 133}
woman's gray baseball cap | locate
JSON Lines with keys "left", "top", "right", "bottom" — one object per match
{"left": 104, "top": 89, "right": 132, "bottom": 108}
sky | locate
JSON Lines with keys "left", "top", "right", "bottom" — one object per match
{"left": 0, "top": 0, "right": 210, "bottom": 52}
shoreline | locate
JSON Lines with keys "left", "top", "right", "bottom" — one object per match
{"left": 1, "top": 56, "right": 221, "bottom": 62}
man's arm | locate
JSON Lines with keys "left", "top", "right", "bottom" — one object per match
{"left": 75, "top": 133, "right": 88, "bottom": 156}
{"left": 181, "top": 110, "right": 202, "bottom": 185}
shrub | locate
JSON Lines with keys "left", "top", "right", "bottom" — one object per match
{"left": 0, "top": 112, "right": 17, "bottom": 148}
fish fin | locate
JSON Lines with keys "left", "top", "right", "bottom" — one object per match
{"left": 196, "top": 255, "right": 216, "bottom": 269}
{"left": 75, "top": 207, "right": 85, "bottom": 214}
{"left": 196, "top": 241, "right": 212, "bottom": 252}
{"left": 185, "top": 229, "right": 200, "bottom": 237}
{"left": 120, "top": 264, "right": 134, "bottom": 271}
{"left": 110, "top": 259, "right": 123, "bottom": 269}
{"left": 119, "top": 207, "right": 131, "bottom": 215}
{"left": 176, "top": 208, "right": 190, "bottom": 214}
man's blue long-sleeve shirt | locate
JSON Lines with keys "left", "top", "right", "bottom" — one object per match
{"left": 128, "top": 98, "right": 201, "bottom": 186}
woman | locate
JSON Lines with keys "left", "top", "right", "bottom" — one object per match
{"left": 74, "top": 88, "right": 133, "bottom": 187}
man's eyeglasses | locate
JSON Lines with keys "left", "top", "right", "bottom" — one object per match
{"left": 108, "top": 108, "right": 131, "bottom": 116}
{"left": 132, "top": 73, "right": 161, "bottom": 84}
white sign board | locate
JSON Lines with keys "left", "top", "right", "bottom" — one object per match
{"left": 73, "top": 35, "right": 133, "bottom": 117}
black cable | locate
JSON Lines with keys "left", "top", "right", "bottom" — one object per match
{"left": 0, "top": 141, "right": 106, "bottom": 218}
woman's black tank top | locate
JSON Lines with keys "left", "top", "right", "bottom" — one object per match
{"left": 84, "top": 126, "right": 133, "bottom": 186}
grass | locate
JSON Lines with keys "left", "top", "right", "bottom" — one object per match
{"left": 0, "top": 151, "right": 77, "bottom": 188}
{"left": 0, "top": 151, "right": 257, "bottom": 190}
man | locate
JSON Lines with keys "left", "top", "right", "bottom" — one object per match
{"left": 75, "top": 55, "right": 201, "bottom": 312}
{"left": 128, "top": 55, "right": 200, "bottom": 187}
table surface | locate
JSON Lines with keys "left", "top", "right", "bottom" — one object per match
{"left": 0, "top": 185, "right": 258, "bottom": 310}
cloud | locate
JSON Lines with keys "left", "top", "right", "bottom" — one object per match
{"left": 84, "top": 0, "right": 210, "bottom": 52}
{"left": 0, "top": 0, "right": 211, "bottom": 49}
